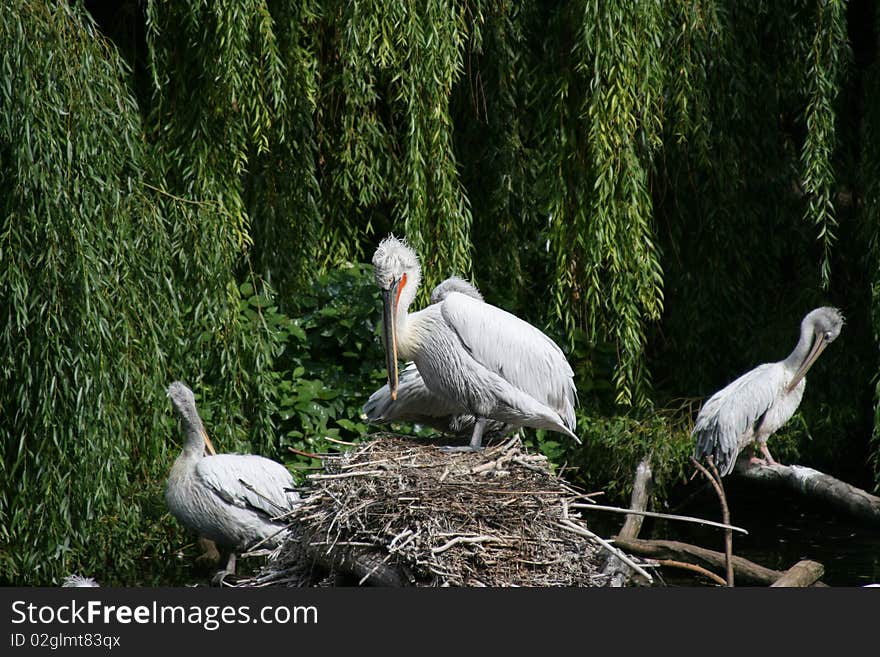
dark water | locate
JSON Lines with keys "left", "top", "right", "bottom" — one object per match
{"left": 650, "top": 477, "right": 880, "bottom": 586}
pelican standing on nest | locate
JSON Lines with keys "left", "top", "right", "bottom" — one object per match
{"left": 692, "top": 307, "right": 844, "bottom": 476}
{"left": 364, "top": 276, "right": 511, "bottom": 439}
{"left": 165, "top": 381, "right": 300, "bottom": 582}
{"left": 371, "top": 235, "right": 579, "bottom": 451}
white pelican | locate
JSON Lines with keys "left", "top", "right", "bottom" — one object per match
{"left": 62, "top": 574, "right": 99, "bottom": 587}
{"left": 364, "top": 276, "right": 511, "bottom": 439}
{"left": 165, "top": 381, "right": 300, "bottom": 582}
{"left": 371, "top": 235, "right": 579, "bottom": 451}
{"left": 429, "top": 276, "right": 484, "bottom": 305}
{"left": 692, "top": 307, "right": 844, "bottom": 476}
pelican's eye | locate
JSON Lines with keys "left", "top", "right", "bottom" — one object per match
{"left": 824, "top": 331, "right": 833, "bottom": 341}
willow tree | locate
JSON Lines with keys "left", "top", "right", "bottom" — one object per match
{"left": 0, "top": 2, "right": 280, "bottom": 585}
{"left": 2, "top": 0, "right": 878, "bottom": 585}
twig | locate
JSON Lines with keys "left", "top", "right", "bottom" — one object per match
{"left": 570, "top": 503, "right": 748, "bottom": 535}
{"left": 358, "top": 553, "right": 394, "bottom": 586}
{"left": 323, "top": 436, "right": 360, "bottom": 447}
{"left": 656, "top": 559, "right": 727, "bottom": 586}
{"left": 488, "top": 490, "right": 563, "bottom": 496}
{"left": 238, "top": 479, "right": 294, "bottom": 514}
{"left": 556, "top": 519, "right": 653, "bottom": 584}
{"left": 706, "top": 456, "right": 734, "bottom": 588}
{"left": 142, "top": 181, "right": 217, "bottom": 206}
{"left": 468, "top": 455, "right": 513, "bottom": 475}
{"left": 511, "top": 457, "right": 553, "bottom": 474}
{"left": 241, "top": 523, "right": 290, "bottom": 554}
{"left": 431, "top": 535, "right": 506, "bottom": 555}
{"left": 340, "top": 454, "right": 419, "bottom": 469}
{"left": 288, "top": 446, "right": 324, "bottom": 459}
{"left": 388, "top": 529, "right": 415, "bottom": 553}
{"left": 307, "top": 470, "right": 384, "bottom": 480}
{"left": 690, "top": 456, "right": 733, "bottom": 587}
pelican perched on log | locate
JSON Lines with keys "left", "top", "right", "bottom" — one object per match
{"left": 371, "top": 235, "right": 579, "bottom": 451}
{"left": 165, "top": 381, "right": 300, "bottom": 582}
{"left": 364, "top": 277, "right": 511, "bottom": 440}
{"left": 692, "top": 307, "right": 844, "bottom": 476}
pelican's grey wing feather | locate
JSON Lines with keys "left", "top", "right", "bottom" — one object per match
{"left": 363, "top": 362, "right": 512, "bottom": 438}
{"left": 364, "top": 362, "right": 466, "bottom": 425}
{"left": 195, "top": 454, "right": 298, "bottom": 518}
{"left": 692, "top": 363, "right": 786, "bottom": 476}
{"left": 439, "top": 292, "right": 577, "bottom": 431}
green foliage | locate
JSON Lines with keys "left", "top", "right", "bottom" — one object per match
{"left": 0, "top": 1, "right": 167, "bottom": 585}
{"left": 863, "top": 7, "right": 880, "bottom": 491}
{"left": 800, "top": 0, "right": 846, "bottom": 288}
{"left": 0, "top": 2, "right": 278, "bottom": 585}
{"left": 260, "top": 264, "right": 387, "bottom": 472}
{"left": 527, "top": 408, "right": 694, "bottom": 505}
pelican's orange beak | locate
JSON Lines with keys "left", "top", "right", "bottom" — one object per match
{"left": 202, "top": 429, "right": 217, "bottom": 456}
{"left": 381, "top": 277, "right": 403, "bottom": 400}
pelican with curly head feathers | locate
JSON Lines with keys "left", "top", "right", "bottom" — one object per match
{"left": 371, "top": 235, "right": 579, "bottom": 451}
{"left": 364, "top": 276, "right": 511, "bottom": 440}
{"left": 692, "top": 307, "right": 844, "bottom": 476}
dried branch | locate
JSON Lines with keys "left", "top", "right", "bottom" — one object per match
{"left": 690, "top": 456, "right": 733, "bottom": 587}
{"left": 556, "top": 519, "right": 653, "bottom": 584}
{"left": 571, "top": 503, "right": 748, "bottom": 535}
{"left": 655, "top": 559, "right": 727, "bottom": 586}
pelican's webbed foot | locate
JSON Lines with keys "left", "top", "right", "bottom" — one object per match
{"left": 439, "top": 445, "right": 484, "bottom": 453}
{"left": 439, "top": 417, "right": 488, "bottom": 453}
{"left": 210, "top": 552, "right": 237, "bottom": 587}
{"left": 758, "top": 442, "right": 779, "bottom": 466}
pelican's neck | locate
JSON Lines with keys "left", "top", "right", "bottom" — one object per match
{"left": 783, "top": 317, "right": 814, "bottom": 373}
{"left": 179, "top": 409, "right": 208, "bottom": 458}
{"left": 395, "top": 266, "right": 421, "bottom": 336}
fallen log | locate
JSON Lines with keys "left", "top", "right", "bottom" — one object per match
{"left": 655, "top": 559, "right": 727, "bottom": 586}
{"left": 620, "top": 457, "right": 653, "bottom": 540}
{"left": 734, "top": 462, "right": 880, "bottom": 525}
{"left": 301, "top": 535, "right": 410, "bottom": 587}
{"left": 602, "top": 457, "right": 653, "bottom": 586}
{"left": 770, "top": 560, "right": 824, "bottom": 587}
{"left": 613, "top": 536, "right": 825, "bottom": 586}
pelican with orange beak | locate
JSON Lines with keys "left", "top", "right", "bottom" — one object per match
{"left": 692, "top": 307, "right": 844, "bottom": 476}
{"left": 165, "top": 381, "right": 300, "bottom": 584}
{"left": 371, "top": 235, "right": 579, "bottom": 451}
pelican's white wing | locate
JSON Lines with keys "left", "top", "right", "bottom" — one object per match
{"left": 364, "top": 362, "right": 466, "bottom": 424}
{"left": 363, "top": 362, "right": 512, "bottom": 438}
{"left": 692, "top": 363, "right": 787, "bottom": 476}
{"left": 195, "top": 454, "right": 297, "bottom": 519}
{"left": 440, "top": 292, "right": 577, "bottom": 430}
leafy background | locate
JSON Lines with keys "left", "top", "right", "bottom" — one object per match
{"left": 1, "top": 0, "right": 877, "bottom": 585}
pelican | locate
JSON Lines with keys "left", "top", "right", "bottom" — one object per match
{"left": 692, "top": 307, "right": 844, "bottom": 476}
{"left": 62, "top": 574, "right": 99, "bottom": 587}
{"left": 365, "top": 276, "right": 511, "bottom": 439}
{"left": 429, "top": 276, "right": 484, "bottom": 305}
{"left": 371, "top": 235, "right": 579, "bottom": 451}
{"left": 165, "top": 381, "right": 300, "bottom": 582}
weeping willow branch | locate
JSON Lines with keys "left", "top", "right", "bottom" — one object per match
{"left": 800, "top": 0, "right": 846, "bottom": 288}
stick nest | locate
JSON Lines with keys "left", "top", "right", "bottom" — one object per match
{"left": 240, "top": 434, "right": 616, "bottom": 587}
